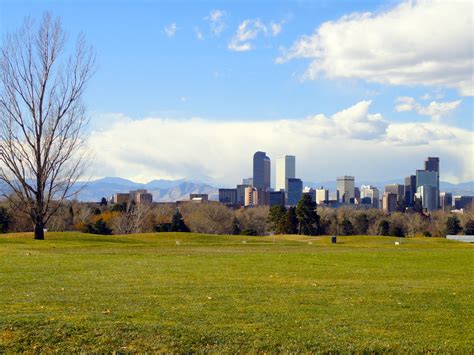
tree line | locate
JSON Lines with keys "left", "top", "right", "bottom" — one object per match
{"left": 1, "top": 196, "right": 473, "bottom": 237}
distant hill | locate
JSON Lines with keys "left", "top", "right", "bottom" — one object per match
{"left": 71, "top": 177, "right": 218, "bottom": 202}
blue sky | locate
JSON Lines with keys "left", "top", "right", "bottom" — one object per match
{"left": 1, "top": 0, "right": 473, "bottom": 185}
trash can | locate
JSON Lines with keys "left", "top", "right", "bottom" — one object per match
{"left": 331, "top": 236, "right": 337, "bottom": 244}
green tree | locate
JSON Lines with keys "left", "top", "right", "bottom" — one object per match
{"left": 353, "top": 213, "right": 369, "bottom": 235}
{"left": 84, "top": 218, "right": 112, "bottom": 235}
{"left": 0, "top": 206, "right": 11, "bottom": 233}
{"left": 267, "top": 205, "right": 287, "bottom": 234}
{"left": 464, "top": 220, "right": 474, "bottom": 235}
{"left": 171, "top": 210, "right": 189, "bottom": 232}
{"left": 296, "top": 194, "right": 320, "bottom": 235}
{"left": 282, "top": 207, "right": 298, "bottom": 234}
{"left": 445, "top": 216, "right": 462, "bottom": 235}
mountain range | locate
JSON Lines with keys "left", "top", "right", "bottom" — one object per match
{"left": 71, "top": 177, "right": 474, "bottom": 203}
{"left": 1, "top": 177, "right": 472, "bottom": 202}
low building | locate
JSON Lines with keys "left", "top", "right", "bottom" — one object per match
{"left": 454, "top": 195, "right": 474, "bottom": 210}
{"left": 219, "top": 189, "right": 237, "bottom": 205}
{"left": 190, "top": 193, "right": 209, "bottom": 201}
{"left": 269, "top": 191, "right": 285, "bottom": 206}
{"left": 440, "top": 192, "right": 452, "bottom": 211}
{"left": 112, "top": 193, "right": 130, "bottom": 204}
{"left": 302, "top": 187, "right": 316, "bottom": 203}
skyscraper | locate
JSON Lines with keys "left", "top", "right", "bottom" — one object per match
{"left": 315, "top": 187, "right": 329, "bottom": 204}
{"left": 416, "top": 169, "right": 438, "bottom": 210}
{"left": 382, "top": 192, "right": 397, "bottom": 212}
{"left": 285, "top": 178, "right": 303, "bottom": 206}
{"left": 404, "top": 175, "right": 416, "bottom": 207}
{"left": 253, "top": 151, "right": 271, "bottom": 191}
{"left": 276, "top": 155, "right": 295, "bottom": 191}
{"left": 424, "top": 157, "right": 440, "bottom": 208}
{"left": 385, "top": 184, "right": 404, "bottom": 201}
{"left": 440, "top": 192, "right": 452, "bottom": 211}
{"left": 361, "top": 185, "right": 380, "bottom": 208}
{"left": 337, "top": 176, "right": 355, "bottom": 203}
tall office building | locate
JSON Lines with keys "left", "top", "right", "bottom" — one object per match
{"left": 382, "top": 192, "right": 397, "bottom": 213}
{"left": 337, "top": 176, "right": 355, "bottom": 204}
{"left": 269, "top": 191, "right": 285, "bottom": 206}
{"left": 416, "top": 169, "right": 438, "bottom": 209}
{"left": 385, "top": 184, "right": 404, "bottom": 201}
{"left": 285, "top": 178, "right": 303, "bottom": 206}
{"left": 315, "top": 187, "right": 329, "bottom": 204}
{"left": 424, "top": 157, "right": 440, "bottom": 208}
{"left": 253, "top": 151, "right": 271, "bottom": 190}
{"left": 276, "top": 155, "right": 295, "bottom": 191}
{"left": 440, "top": 192, "right": 452, "bottom": 211}
{"left": 415, "top": 185, "right": 437, "bottom": 211}
{"left": 236, "top": 184, "right": 251, "bottom": 205}
{"left": 404, "top": 175, "right": 416, "bottom": 207}
{"left": 361, "top": 185, "right": 380, "bottom": 208}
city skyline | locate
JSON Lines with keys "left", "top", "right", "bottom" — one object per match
{"left": 0, "top": 1, "right": 472, "bottom": 185}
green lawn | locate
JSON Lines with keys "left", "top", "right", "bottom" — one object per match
{"left": 0, "top": 232, "right": 473, "bottom": 352}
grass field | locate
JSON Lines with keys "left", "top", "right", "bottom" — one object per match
{"left": 1, "top": 232, "right": 473, "bottom": 352}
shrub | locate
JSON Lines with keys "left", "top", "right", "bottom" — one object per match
{"left": 0, "top": 206, "right": 11, "bottom": 233}
{"left": 84, "top": 218, "right": 113, "bottom": 235}
{"left": 423, "top": 231, "right": 432, "bottom": 237}
{"left": 445, "top": 216, "right": 462, "bottom": 235}
{"left": 464, "top": 220, "right": 474, "bottom": 235}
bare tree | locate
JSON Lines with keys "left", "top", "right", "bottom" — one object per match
{"left": 0, "top": 13, "right": 95, "bottom": 239}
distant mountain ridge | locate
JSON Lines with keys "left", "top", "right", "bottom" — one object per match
{"left": 2, "top": 177, "right": 473, "bottom": 202}
{"left": 72, "top": 177, "right": 218, "bottom": 202}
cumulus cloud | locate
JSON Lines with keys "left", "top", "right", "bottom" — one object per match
{"left": 205, "top": 9, "right": 226, "bottom": 36}
{"left": 164, "top": 23, "right": 178, "bottom": 37}
{"left": 87, "top": 101, "right": 473, "bottom": 184}
{"left": 277, "top": 1, "right": 473, "bottom": 96}
{"left": 228, "top": 18, "right": 284, "bottom": 51}
{"left": 395, "top": 96, "right": 462, "bottom": 121}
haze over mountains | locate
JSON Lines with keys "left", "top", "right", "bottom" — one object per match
{"left": 70, "top": 177, "right": 474, "bottom": 202}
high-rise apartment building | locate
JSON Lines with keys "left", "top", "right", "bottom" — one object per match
{"left": 276, "top": 155, "right": 295, "bottom": 191}
{"left": 244, "top": 187, "right": 256, "bottom": 207}
{"left": 337, "top": 176, "right": 355, "bottom": 203}
{"left": 285, "top": 178, "right": 303, "bottom": 206}
{"left": 253, "top": 151, "right": 271, "bottom": 191}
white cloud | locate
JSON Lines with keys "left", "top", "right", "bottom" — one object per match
{"left": 277, "top": 1, "right": 473, "bottom": 96}
{"left": 194, "top": 27, "right": 204, "bottom": 40}
{"left": 395, "top": 96, "right": 462, "bottom": 121}
{"left": 205, "top": 9, "right": 226, "bottom": 36}
{"left": 164, "top": 23, "right": 178, "bottom": 37}
{"left": 228, "top": 18, "right": 284, "bottom": 51}
{"left": 270, "top": 21, "right": 283, "bottom": 36}
{"left": 88, "top": 101, "right": 473, "bottom": 184}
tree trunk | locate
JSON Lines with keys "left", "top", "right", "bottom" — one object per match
{"left": 34, "top": 223, "right": 45, "bottom": 240}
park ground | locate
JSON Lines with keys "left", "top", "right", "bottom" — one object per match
{"left": 0, "top": 232, "right": 473, "bottom": 352}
